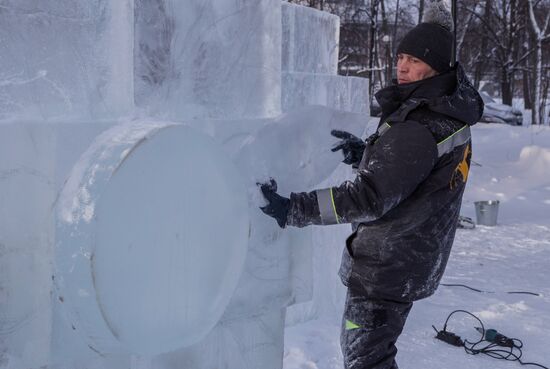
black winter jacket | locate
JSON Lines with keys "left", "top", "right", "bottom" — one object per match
{"left": 287, "top": 64, "right": 484, "bottom": 302}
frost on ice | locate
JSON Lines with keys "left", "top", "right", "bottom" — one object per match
{"left": 0, "top": 1, "right": 370, "bottom": 368}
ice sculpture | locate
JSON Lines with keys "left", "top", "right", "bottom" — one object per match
{"left": 281, "top": 2, "right": 369, "bottom": 113}
{"left": 0, "top": 1, "right": 134, "bottom": 120}
{"left": 282, "top": 3, "right": 339, "bottom": 74}
{"left": 55, "top": 123, "right": 250, "bottom": 355}
{"left": 134, "top": 0, "right": 281, "bottom": 120}
{"left": 0, "top": 1, "right": 370, "bottom": 368}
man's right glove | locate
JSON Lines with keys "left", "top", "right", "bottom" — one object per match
{"left": 258, "top": 179, "right": 290, "bottom": 228}
{"left": 330, "top": 130, "right": 366, "bottom": 168}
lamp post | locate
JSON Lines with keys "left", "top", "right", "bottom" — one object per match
{"left": 381, "top": 34, "right": 392, "bottom": 87}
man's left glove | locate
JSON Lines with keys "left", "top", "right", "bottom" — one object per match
{"left": 258, "top": 179, "right": 290, "bottom": 228}
{"left": 330, "top": 130, "right": 366, "bottom": 168}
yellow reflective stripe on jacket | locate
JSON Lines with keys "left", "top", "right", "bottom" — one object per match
{"left": 316, "top": 187, "right": 340, "bottom": 225}
{"left": 436, "top": 125, "right": 471, "bottom": 157}
{"left": 377, "top": 123, "right": 471, "bottom": 158}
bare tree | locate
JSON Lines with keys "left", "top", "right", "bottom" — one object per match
{"left": 465, "top": 0, "right": 531, "bottom": 105}
{"left": 368, "top": 0, "right": 380, "bottom": 100}
{"left": 287, "top": 0, "right": 549, "bottom": 123}
{"left": 337, "top": 3, "right": 372, "bottom": 77}
{"left": 418, "top": 0, "right": 425, "bottom": 23}
{"left": 527, "top": 0, "right": 550, "bottom": 125}
{"left": 456, "top": 1, "right": 479, "bottom": 58}
{"left": 286, "top": 0, "right": 326, "bottom": 10}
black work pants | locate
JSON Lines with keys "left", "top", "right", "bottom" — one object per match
{"left": 340, "top": 288, "right": 413, "bottom": 369}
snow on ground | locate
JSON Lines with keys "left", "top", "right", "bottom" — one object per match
{"left": 283, "top": 123, "right": 550, "bottom": 369}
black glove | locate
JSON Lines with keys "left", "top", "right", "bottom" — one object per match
{"left": 258, "top": 179, "right": 290, "bottom": 228}
{"left": 330, "top": 130, "right": 366, "bottom": 167}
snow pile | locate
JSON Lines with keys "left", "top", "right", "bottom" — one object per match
{"left": 517, "top": 145, "right": 550, "bottom": 183}
{"left": 283, "top": 123, "right": 550, "bottom": 369}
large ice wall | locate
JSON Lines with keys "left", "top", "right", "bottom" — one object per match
{"left": 0, "top": 1, "right": 134, "bottom": 121}
{"left": 0, "top": 1, "right": 372, "bottom": 368}
{"left": 282, "top": 3, "right": 339, "bottom": 74}
{"left": 0, "top": 124, "right": 57, "bottom": 368}
{"left": 134, "top": 0, "right": 282, "bottom": 120}
{"left": 282, "top": 72, "right": 370, "bottom": 114}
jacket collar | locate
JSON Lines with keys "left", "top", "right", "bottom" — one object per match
{"left": 375, "top": 64, "right": 484, "bottom": 126}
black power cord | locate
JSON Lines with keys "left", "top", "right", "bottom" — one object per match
{"left": 440, "top": 283, "right": 542, "bottom": 296}
{"left": 433, "top": 309, "right": 549, "bottom": 369}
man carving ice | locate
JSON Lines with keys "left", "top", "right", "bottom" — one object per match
{"left": 259, "top": 2, "right": 484, "bottom": 369}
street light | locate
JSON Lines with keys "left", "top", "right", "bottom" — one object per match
{"left": 381, "top": 34, "right": 392, "bottom": 86}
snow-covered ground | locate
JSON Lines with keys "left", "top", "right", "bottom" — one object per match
{"left": 283, "top": 123, "right": 550, "bottom": 369}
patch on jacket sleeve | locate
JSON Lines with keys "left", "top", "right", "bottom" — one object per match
{"left": 450, "top": 143, "right": 471, "bottom": 189}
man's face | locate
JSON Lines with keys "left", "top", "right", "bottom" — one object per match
{"left": 396, "top": 53, "right": 438, "bottom": 84}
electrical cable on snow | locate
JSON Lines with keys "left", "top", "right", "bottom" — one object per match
{"left": 440, "top": 283, "right": 542, "bottom": 296}
{"left": 433, "top": 309, "right": 549, "bottom": 369}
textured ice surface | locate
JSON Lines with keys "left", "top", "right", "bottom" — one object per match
{"left": 55, "top": 123, "right": 249, "bottom": 355}
{"left": 0, "top": 0, "right": 373, "bottom": 367}
{"left": 281, "top": 4, "right": 368, "bottom": 116}
{"left": 0, "top": 1, "right": 133, "bottom": 121}
{"left": 282, "top": 72, "right": 370, "bottom": 114}
{"left": 282, "top": 3, "right": 340, "bottom": 74}
{"left": 152, "top": 309, "right": 286, "bottom": 369}
{"left": 175, "top": 106, "right": 367, "bottom": 323}
{"left": 0, "top": 124, "right": 57, "bottom": 368}
{"left": 134, "top": 0, "right": 282, "bottom": 120}
{"left": 235, "top": 105, "right": 368, "bottom": 194}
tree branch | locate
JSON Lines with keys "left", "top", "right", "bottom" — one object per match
{"left": 542, "top": 6, "right": 550, "bottom": 35}
{"left": 528, "top": 0, "right": 542, "bottom": 36}
{"left": 512, "top": 48, "right": 537, "bottom": 69}
{"left": 464, "top": 6, "right": 507, "bottom": 53}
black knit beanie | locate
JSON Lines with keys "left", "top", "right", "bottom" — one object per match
{"left": 397, "top": 1, "right": 454, "bottom": 73}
